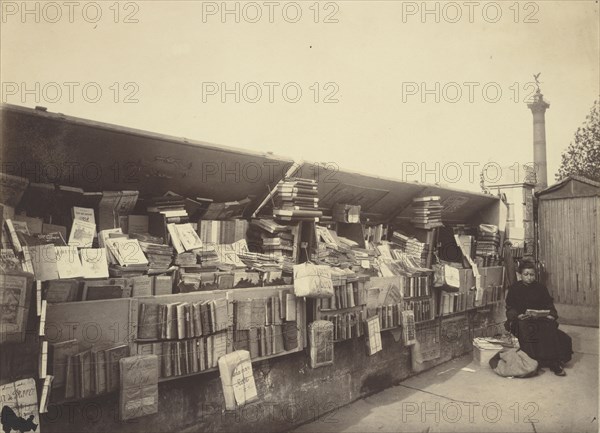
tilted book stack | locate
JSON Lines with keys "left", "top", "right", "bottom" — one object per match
{"left": 246, "top": 220, "right": 295, "bottom": 274}
{"left": 272, "top": 178, "right": 322, "bottom": 222}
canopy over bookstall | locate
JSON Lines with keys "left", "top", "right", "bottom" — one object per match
{"left": 0, "top": 104, "right": 501, "bottom": 225}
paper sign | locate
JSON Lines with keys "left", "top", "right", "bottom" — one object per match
{"left": 444, "top": 265, "right": 460, "bottom": 288}
{"left": 0, "top": 379, "right": 39, "bottom": 432}
{"left": 232, "top": 359, "right": 257, "bottom": 406}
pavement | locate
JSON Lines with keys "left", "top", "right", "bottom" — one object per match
{"left": 291, "top": 325, "right": 599, "bottom": 433}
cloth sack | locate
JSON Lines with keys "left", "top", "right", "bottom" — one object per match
{"left": 293, "top": 262, "right": 334, "bottom": 298}
{"left": 489, "top": 348, "right": 538, "bottom": 378}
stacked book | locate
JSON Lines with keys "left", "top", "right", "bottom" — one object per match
{"left": 132, "top": 233, "right": 174, "bottom": 274}
{"left": 147, "top": 194, "right": 189, "bottom": 242}
{"left": 201, "top": 198, "right": 251, "bottom": 220}
{"left": 391, "top": 231, "right": 426, "bottom": 261}
{"left": 314, "top": 225, "right": 340, "bottom": 264}
{"left": 375, "top": 242, "right": 431, "bottom": 278}
{"left": 237, "top": 250, "right": 284, "bottom": 273}
{"left": 411, "top": 196, "right": 444, "bottom": 229}
{"left": 476, "top": 224, "right": 500, "bottom": 264}
{"left": 246, "top": 219, "right": 295, "bottom": 273}
{"left": 272, "top": 178, "right": 322, "bottom": 222}
{"left": 196, "top": 245, "right": 220, "bottom": 271}
{"left": 262, "top": 237, "right": 294, "bottom": 273}
{"left": 314, "top": 226, "right": 344, "bottom": 266}
{"left": 472, "top": 337, "right": 504, "bottom": 351}
{"left": 173, "top": 251, "right": 197, "bottom": 267}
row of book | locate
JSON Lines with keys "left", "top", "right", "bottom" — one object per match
{"left": 315, "top": 280, "right": 367, "bottom": 311}
{"left": 233, "top": 293, "right": 297, "bottom": 330}
{"left": 402, "top": 275, "right": 431, "bottom": 298}
{"left": 373, "top": 303, "right": 403, "bottom": 330}
{"left": 232, "top": 323, "right": 299, "bottom": 357}
{"left": 481, "top": 285, "right": 504, "bottom": 305}
{"left": 153, "top": 321, "right": 299, "bottom": 378}
{"left": 47, "top": 339, "right": 130, "bottom": 400}
{"left": 160, "top": 331, "right": 228, "bottom": 377}
{"left": 138, "top": 291, "right": 299, "bottom": 342}
{"left": 320, "top": 311, "right": 365, "bottom": 341}
{"left": 403, "top": 298, "right": 434, "bottom": 323}
{"left": 364, "top": 223, "right": 387, "bottom": 244}
{"left": 138, "top": 298, "right": 229, "bottom": 340}
{"left": 198, "top": 219, "right": 249, "bottom": 245}
{"left": 439, "top": 291, "right": 474, "bottom": 316}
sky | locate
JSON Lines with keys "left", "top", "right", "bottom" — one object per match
{"left": 1, "top": 0, "right": 599, "bottom": 192}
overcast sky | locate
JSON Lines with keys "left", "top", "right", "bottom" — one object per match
{"left": 2, "top": 0, "right": 598, "bottom": 192}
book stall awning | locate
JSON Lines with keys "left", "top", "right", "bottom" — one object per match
{"left": 1, "top": 103, "right": 499, "bottom": 222}
{"left": 0, "top": 103, "right": 295, "bottom": 215}
{"left": 294, "top": 161, "right": 500, "bottom": 224}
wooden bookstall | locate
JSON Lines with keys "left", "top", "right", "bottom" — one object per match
{"left": 0, "top": 105, "right": 509, "bottom": 432}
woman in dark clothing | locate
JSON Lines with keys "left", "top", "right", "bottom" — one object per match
{"left": 505, "top": 261, "right": 573, "bottom": 376}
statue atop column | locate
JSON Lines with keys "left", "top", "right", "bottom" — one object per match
{"left": 533, "top": 72, "right": 542, "bottom": 92}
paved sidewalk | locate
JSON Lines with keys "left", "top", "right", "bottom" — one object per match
{"left": 291, "top": 325, "right": 598, "bottom": 433}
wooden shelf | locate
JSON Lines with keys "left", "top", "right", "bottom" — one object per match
{"left": 46, "top": 285, "right": 308, "bottom": 404}
{"left": 157, "top": 344, "right": 303, "bottom": 383}
{"left": 50, "top": 389, "right": 116, "bottom": 405}
{"left": 317, "top": 304, "right": 366, "bottom": 314}
{"left": 415, "top": 317, "right": 437, "bottom": 325}
{"left": 333, "top": 335, "right": 364, "bottom": 343}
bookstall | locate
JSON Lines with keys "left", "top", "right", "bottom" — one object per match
{"left": 1, "top": 103, "right": 507, "bottom": 433}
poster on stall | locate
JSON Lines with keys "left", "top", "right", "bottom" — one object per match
{"left": 0, "top": 378, "right": 39, "bottom": 433}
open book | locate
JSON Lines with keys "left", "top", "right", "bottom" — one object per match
{"left": 524, "top": 309, "right": 551, "bottom": 318}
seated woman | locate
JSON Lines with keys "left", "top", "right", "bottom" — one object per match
{"left": 505, "top": 261, "right": 573, "bottom": 376}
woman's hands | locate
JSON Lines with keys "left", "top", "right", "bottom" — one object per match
{"left": 518, "top": 313, "right": 555, "bottom": 320}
